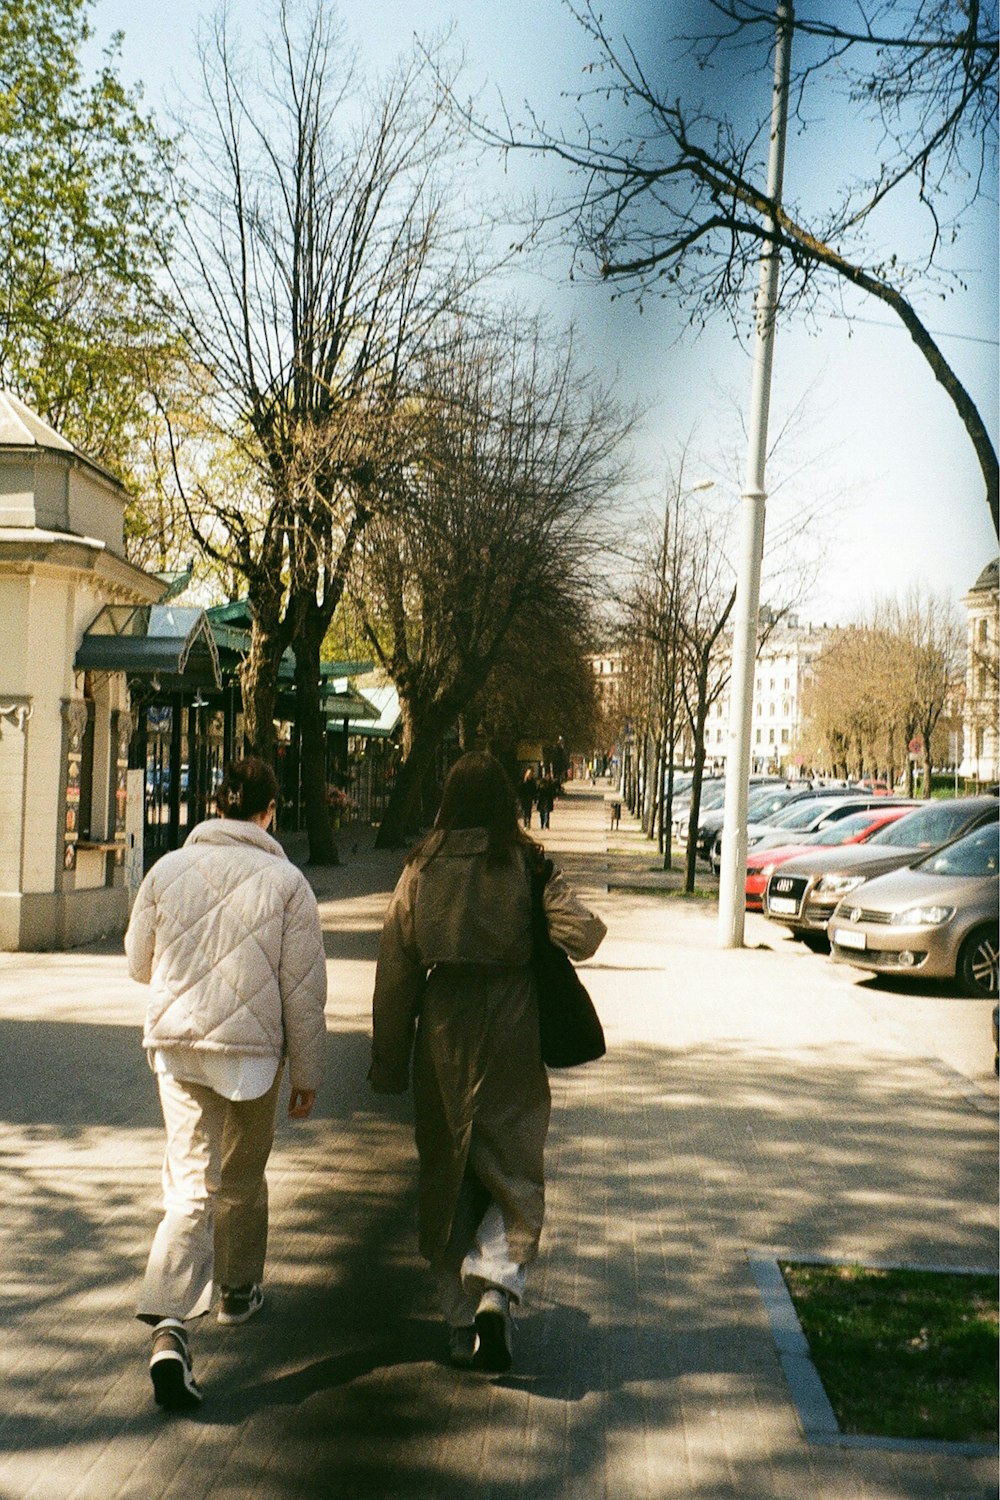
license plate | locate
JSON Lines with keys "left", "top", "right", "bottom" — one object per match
{"left": 768, "top": 896, "right": 797, "bottom": 914}
{"left": 833, "top": 928, "right": 866, "bottom": 950}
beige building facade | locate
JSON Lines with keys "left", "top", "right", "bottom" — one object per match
{"left": 0, "top": 394, "right": 163, "bottom": 950}
{"left": 704, "top": 619, "right": 829, "bottom": 773}
{"left": 959, "top": 558, "right": 999, "bottom": 786}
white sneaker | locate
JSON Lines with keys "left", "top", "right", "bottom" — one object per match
{"left": 149, "top": 1319, "right": 202, "bottom": 1411}
{"left": 473, "top": 1288, "right": 512, "bottom": 1373}
{"left": 218, "top": 1283, "right": 264, "bottom": 1325}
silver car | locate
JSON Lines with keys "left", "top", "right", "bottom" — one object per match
{"left": 829, "top": 823, "right": 999, "bottom": 997}
{"left": 763, "top": 795, "right": 1000, "bottom": 940}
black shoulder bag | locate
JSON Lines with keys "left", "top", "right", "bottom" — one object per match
{"left": 529, "top": 855, "right": 606, "bottom": 1068}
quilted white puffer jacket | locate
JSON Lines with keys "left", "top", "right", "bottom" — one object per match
{"left": 125, "top": 819, "right": 327, "bottom": 1092}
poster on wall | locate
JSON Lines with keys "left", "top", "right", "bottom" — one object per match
{"left": 64, "top": 748, "right": 81, "bottom": 870}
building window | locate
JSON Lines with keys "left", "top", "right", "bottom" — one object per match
{"left": 781, "top": 728, "right": 789, "bottom": 743}
{"left": 768, "top": 728, "right": 775, "bottom": 744}
{"left": 979, "top": 617, "right": 989, "bottom": 646}
{"left": 755, "top": 728, "right": 762, "bottom": 744}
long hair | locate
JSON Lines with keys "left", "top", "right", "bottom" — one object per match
{"left": 407, "top": 752, "right": 536, "bottom": 866}
{"left": 216, "top": 758, "right": 279, "bottom": 821}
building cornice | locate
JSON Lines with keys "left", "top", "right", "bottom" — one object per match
{"left": 0, "top": 529, "right": 165, "bottom": 604}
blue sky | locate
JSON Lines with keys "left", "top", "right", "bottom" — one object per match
{"left": 90, "top": 0, "right": 999, "bottom": 624}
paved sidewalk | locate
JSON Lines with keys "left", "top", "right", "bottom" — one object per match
{"left": 0, "top": 785, "right": 996, "bottom": 1499}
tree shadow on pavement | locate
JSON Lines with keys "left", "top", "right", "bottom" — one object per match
{"left": 0, "top": 1026, "right": 996, "bottom": 1500}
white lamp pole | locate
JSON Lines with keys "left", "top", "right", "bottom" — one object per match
{"left": 718, "top": 1, "right": 794, "bottom": 948}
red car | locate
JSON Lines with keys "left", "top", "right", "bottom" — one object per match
{"left": 744, "top": 806, "right": 915, "bottom": 910}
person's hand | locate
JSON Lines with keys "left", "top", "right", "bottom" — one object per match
{"left": 288, "top": 1087, "right": 316, "bottom": 1119}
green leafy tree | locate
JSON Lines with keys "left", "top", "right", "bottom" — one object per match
{"left": 0, "top": 0, "right": 175, "bottom": 473}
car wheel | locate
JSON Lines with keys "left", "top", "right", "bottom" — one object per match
{"left": 957, "top": 925, "right": 999, "bottom": 999}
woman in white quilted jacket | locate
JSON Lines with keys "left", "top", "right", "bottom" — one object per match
{"left": 125, "top": 757, "right": 327, "bottom": 1412}
{"left": 371, "top": 752, "right": 606, "bottom": 1374}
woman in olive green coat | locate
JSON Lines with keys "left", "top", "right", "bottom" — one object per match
{"left": 370, "top": 753, "right": 605, "bottom": 1372}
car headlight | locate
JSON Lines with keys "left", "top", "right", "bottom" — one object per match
{"left": 890, "top": 905, "right": 956, "bottom": 927}
{"left": 816, "top": 874, "right": 865, "bottom": 895}
{"left": 760, "top": 862, "right": 778, "bottom": 877}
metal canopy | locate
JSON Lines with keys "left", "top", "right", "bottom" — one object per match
{"left": 325, "top": 687, "right": 380, "bottom": 726}
{"left": 75, "top": 605, "right": 222, "bottom": 689}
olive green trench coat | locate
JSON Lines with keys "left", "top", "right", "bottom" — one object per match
{"left": 371, "top": 829, "right": 606, "bottom": 1264}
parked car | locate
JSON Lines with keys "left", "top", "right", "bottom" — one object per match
{"left": 704, "top": 786, "right": 875, "bottom": 870}
{"left": 851, "top": 778, "right": 891, "bottom": 796}
{"left": 695, "top": 781, "right": 808, "bottom": 862}
{"left": 743, "top": 806, "right": 914, "bottom": 911}
{"left": 711, "top": 793, "right": 915, "bottom": 874}
{"left": 762, "top": 795, "right": 1000, "bottom": 940}
{"left": 671, "top": 778, "right": 726, "bottom": 841}
{"left": 829, "top": 822, "right": 999, "bottom": 998}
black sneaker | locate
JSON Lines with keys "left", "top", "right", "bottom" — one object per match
{"left": 149, "top": 1320, "right": 202, "bottom": 1411}
{"left": 218, "top": 1283, "right": 264, "bottom": 1325}
{"left": 473, "top": 1288, "right": 513, "bottom": 1373}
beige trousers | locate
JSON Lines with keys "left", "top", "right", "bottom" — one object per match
{"left": 137, "top": 1066, "right": 283, "bottom": 1322}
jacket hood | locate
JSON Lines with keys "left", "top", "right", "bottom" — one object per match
{"left": 417, "top": 828, "right": 491, "bottom": 861}
{"left": 184, "top": 818, "right": 288, "bottom": 860}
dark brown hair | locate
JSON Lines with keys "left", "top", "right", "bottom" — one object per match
{"left": 216, "top": 758, "right": 280, "bottom": 821}
{"left": 407, "top": 751, "right": 536, "bottom": 865}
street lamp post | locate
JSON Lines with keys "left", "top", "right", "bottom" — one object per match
{"left": 718, "top": 0, "right": 794, "bottom": 948}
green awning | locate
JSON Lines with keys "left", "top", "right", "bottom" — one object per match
{"left": 75, "top": 605, "right": 222, "bottom": 688}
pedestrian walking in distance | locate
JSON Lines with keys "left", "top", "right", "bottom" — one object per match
{"left": 535, "top": 771, "right": 556, "bottom": 831}
{"left": 125, "top": 758, "right": 327, "bottom": 1412}
{"left": 370, "top": 752, "right": 606, "bottom": 1373}
{"left": 517, "top": 766, "right": 536, "bottom": 827}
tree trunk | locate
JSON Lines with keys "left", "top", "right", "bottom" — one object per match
{"left": 240, "top": 616, "right": 285, "bottom": 761}
{"left": 292, "top": 628, "right": 339, "bottom": 865}
{"left": 920, "top": 725, "right": 934, "bottom": 800}
{"left": 683, "top": 662, "right": 712, "bottom": 894}
{"left": 662, "top": 728, "right": 679, "bottom": 871}
{"left": 375, "top": 703, "right": 455, "bottom": 848}
{"left": 684, "top": 727, "right": 708, "bottom": 895}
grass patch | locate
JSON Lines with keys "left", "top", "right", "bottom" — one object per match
{"left": 780, "top": 1261, "right": 999, "bottom": 1443}
{"left": 607, "top": 884, "right": 716, "bottom": 900}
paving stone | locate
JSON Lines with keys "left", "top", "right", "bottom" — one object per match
{"left": 0, "top": 784, "right": 995, "bottom": 1499}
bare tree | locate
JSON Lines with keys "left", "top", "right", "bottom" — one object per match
{"left": 460, "top": 0, "right": 999, "bottom": 534}
{"left": 354, "top": 311, "right": 633, "bottom": 846}
{"left": 804, "top": 587, "right": 963, "bottom": 791}
{"left": 466, "top": 604, "right": 600, "bottom": 772}
{"left": 876, "top": 589, "right": 965, "bottom": 794}
{"left": 165, "top": 2, "right": 478, "bottom": 861}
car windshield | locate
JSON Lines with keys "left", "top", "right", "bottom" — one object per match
{"left": 698, "top": 784, "right": 727, "bottom": 808}
{"left": 766, "top": 799, "right": 836, "bottom": 831}
{"left": 915, "top": 823, "right": 1000, "bottom": 877}
{"left": 748, "top": 788, "right": 801, "bottom": 818}
{"left": 809, "top": 811, "right": 887, "bottom": 846}
{"left": 866, "top": 801, "right": 993, "bottom": 849}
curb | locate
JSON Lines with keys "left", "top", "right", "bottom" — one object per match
{"left": 748, "top": 1251, "right": 999, "bottom": 1458}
